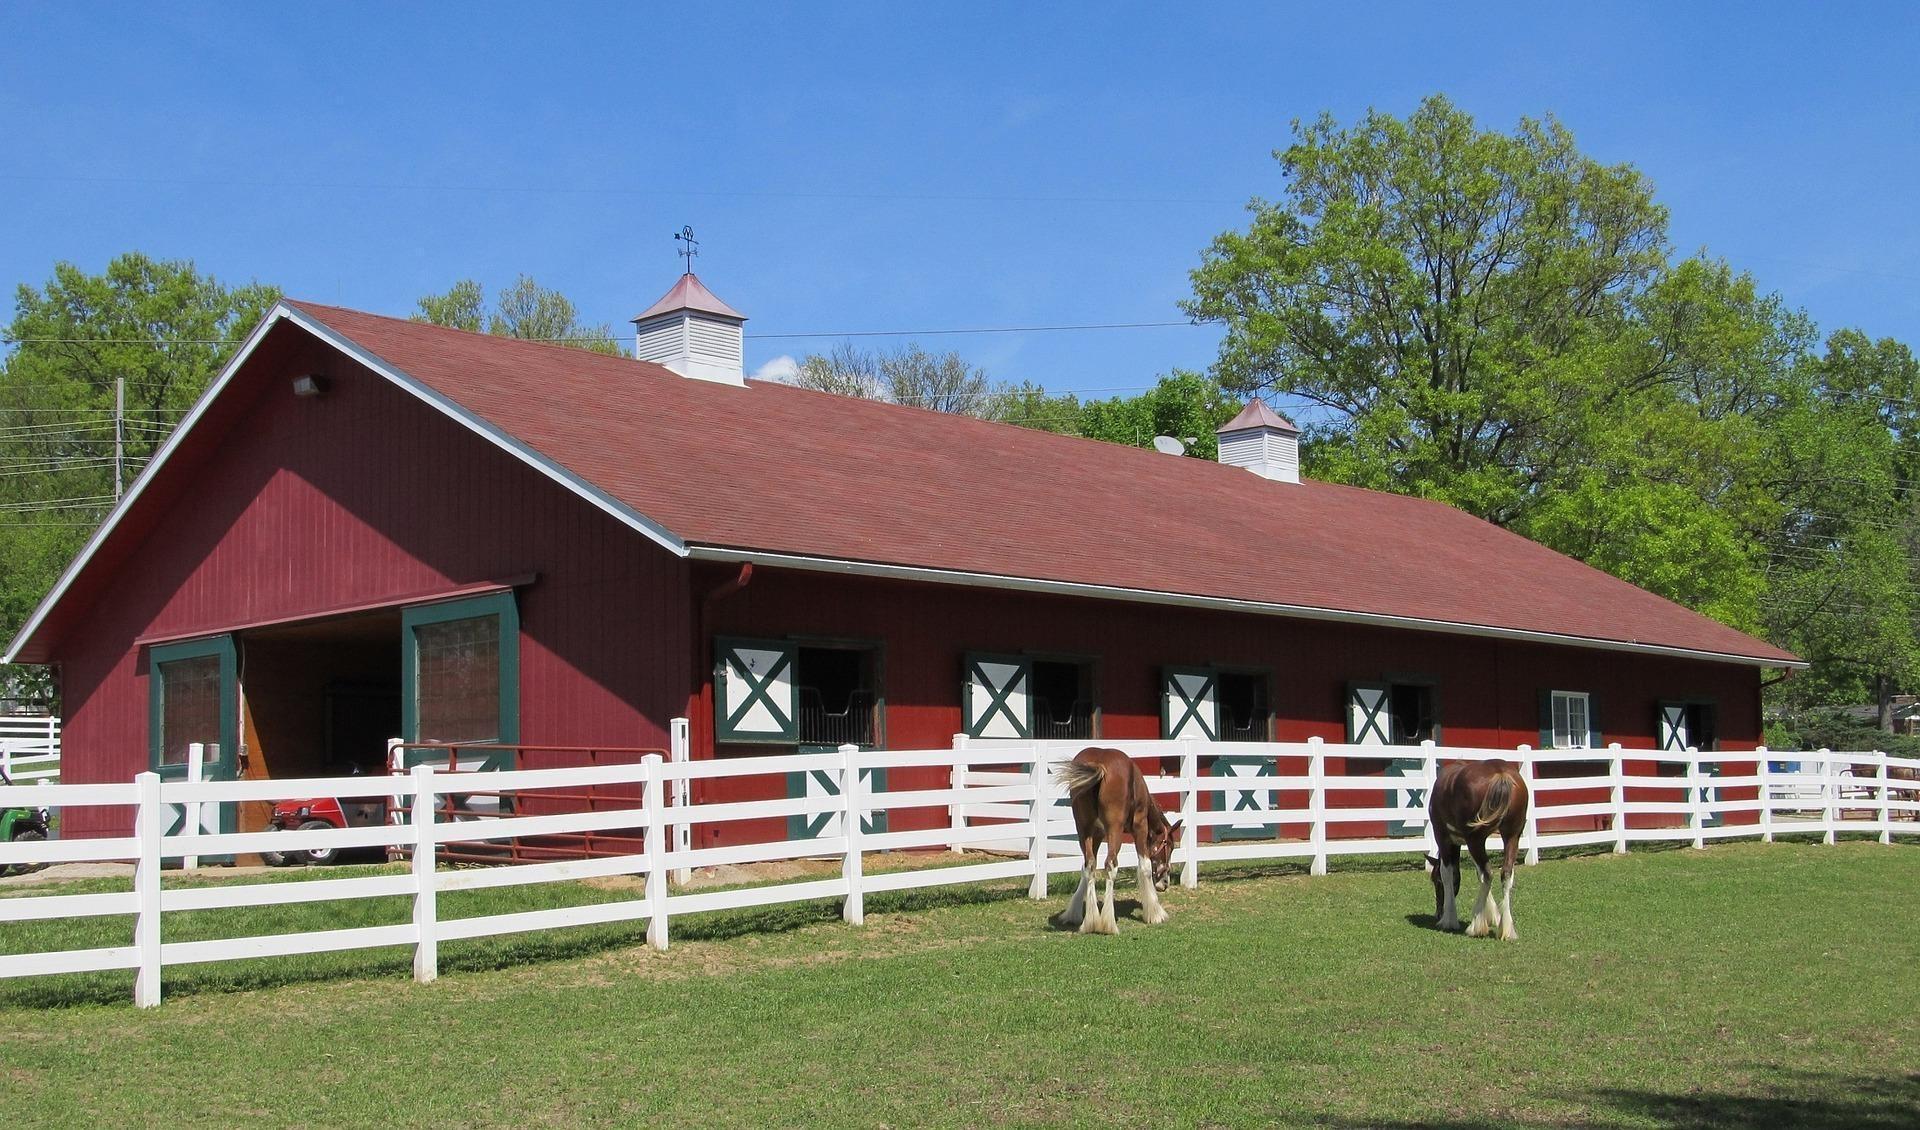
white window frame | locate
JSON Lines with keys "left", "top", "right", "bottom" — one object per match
{"left": 1550, "top": 690, "right": 1591, "bottom": 750}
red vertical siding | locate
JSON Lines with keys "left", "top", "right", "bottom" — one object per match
{"left": 696, "top": 565, "right": 1764, "bottom": 845}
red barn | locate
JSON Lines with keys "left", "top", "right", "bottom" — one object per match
{"left": 4, "top": 273, "right": 1800, "bottom": 846}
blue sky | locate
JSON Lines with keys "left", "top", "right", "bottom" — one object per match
{"left": 2, "top": 3, "right": 1917, "bottom": 405}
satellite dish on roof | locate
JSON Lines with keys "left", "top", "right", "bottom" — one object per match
{"left": 1152, "top": 435, "right": 1187, "bottom": 456}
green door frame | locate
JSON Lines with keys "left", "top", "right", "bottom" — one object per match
{"left": 401, "top": 590, "right": 521, "bottom": 758}
{"left": 147, "top": 634, "right": 240, "bottom": 852}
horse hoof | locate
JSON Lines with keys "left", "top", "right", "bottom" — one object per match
{"left": 1465, "top": 922, "right": 1489, "bottom": 939}
{"left": 1077, "top": 916, "right": 1100, "bottom": 935}
{"left": 1500, "top": 925, "right": 1519, "bottom": 942}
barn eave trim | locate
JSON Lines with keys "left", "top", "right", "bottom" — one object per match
{"left": 683, "top": 546, "right": 1807, "bottom": 670}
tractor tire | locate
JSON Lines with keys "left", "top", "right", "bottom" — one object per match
{"left": 7, "top": 829, "right": 47, "bottom": 876}
{"left": 260, "top": 842, "right": 289, "bottom": 867}
{"left": 298, "top": 820, "right": 339, "bottom": 866}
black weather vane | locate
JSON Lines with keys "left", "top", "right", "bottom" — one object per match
{"left": 674, "top": 225, "right": 698, "bottom": 274}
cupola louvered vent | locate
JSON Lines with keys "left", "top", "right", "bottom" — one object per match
{"left": 631, "top": 272, "right": 747, "bottom": 386}
{"left": 1215, "top": 400, "right": 1301, "bottom": 484}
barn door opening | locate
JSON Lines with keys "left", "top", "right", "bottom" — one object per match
{"left": 788, "top": 643, "right": 887, "bottom": 840}
{"left": 239, "top": 608, "right": 403, "bottom": 833}
{"left": 1659, "top": 700, "right": 1720, "bottom": 826}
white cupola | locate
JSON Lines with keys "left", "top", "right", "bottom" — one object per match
{"left": 1215, "top": 399, "right": 1301, "bottom": 484}
{"left": 631, "top": 272, "right": 747, "bottom": 386}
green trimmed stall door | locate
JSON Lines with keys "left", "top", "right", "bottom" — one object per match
{"left": 1211, "top": 755, "right": 1277, "bottom": 840}
{"left": 716, "top": 638, "right": 798, "bottom": 744}
{"left": 1162, "top": 668, "right": 1219, "bottom": 742}
{"left": 1658, "top": 704, "right": 1690, "bottom": 752}
{"left": 786, "top": 749, "right": 888, "bottom": 840}
{"left": 963, "top": 656, "right": 1031, "bottom": 740}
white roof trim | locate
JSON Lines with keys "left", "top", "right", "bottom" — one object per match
{"left": 685, "top": 546, "right": 1807, "bottom": 670}
{"left": 5, "top": 303, "right": 687, "bottom": 664}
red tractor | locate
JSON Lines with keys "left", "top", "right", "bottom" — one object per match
{"left": 260, "top": 787, "right": 390, "bottom": 867}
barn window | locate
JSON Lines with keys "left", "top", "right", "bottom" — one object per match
{"left": 1538, "top": 689, "right": 1606, "bottom": 780}
{"left": 1031, "top": 658, "right": 1096, "bottom": 740}
{"left": 403, "top": 591, "right": 520, "bottom": 750}
{"left": 795, "top": 644, "right": 880, "bottom": 748}
{"left": 148, "top": 635, "right": 237, "bottom": 773}
{"left": 1218, "top": 671, "right": 1271, "bottom": 742}
{"left": 1541, "top": 690, "right": 1602, "bottom": 750}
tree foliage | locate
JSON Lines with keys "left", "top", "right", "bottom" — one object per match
{"left": 0, "top": 253, "right": 280, "bottom": 703}
{"left": 414, "top": 276, "right": 626, "bottom": 356}
{"left": 1188, "top": 95, "right": 1920, "bottom": 718}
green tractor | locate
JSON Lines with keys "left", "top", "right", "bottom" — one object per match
{"left": 1, "top": 769, "right": 51, "bottom": 877}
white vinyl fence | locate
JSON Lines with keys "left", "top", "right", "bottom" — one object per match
{"left": 0, "top": 715, "right": 60, "bottom": 784}
{"left": 1, "top": 727, "right": 1914, "bottom": 1008}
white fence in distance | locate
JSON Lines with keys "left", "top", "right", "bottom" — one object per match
{"left": 0, "top": 715, "right": 60, "bottom": 785}
{"left": 0, "top": 729, "right": 1915, "bottom": 1008}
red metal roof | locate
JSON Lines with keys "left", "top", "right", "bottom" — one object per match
{"left": 6, "top": 301, "right": 1800, "bottom": 667}
{"left": 1219, "top": 400, "right": 1299, "bottom": 435}
{"left": 632, "top": 273, "right": 746, "bottom": 323}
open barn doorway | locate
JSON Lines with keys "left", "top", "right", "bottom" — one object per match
{"left": 234, "top": 610, "right": 401, "bottom": 832}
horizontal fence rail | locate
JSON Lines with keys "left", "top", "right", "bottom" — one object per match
{"left": 1, "top": 725, "right": 1915, "bottom": 1007}
{"left": 0, "top": 715, "right": 61, "bottom": 784}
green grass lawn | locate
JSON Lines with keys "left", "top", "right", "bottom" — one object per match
{"left": 3, "top": 841, "right": 1917, "bottom": 1127}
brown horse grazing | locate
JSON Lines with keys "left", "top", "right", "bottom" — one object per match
{"left": 1051, "top": 747, "right": 1181, "bottom": 935}
{"left": 1425, "top": 759, "right": 1529, "bottom": 940}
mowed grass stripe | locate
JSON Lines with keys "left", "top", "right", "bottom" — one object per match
{"left": 2, "top": 841, "right": 1916, "bottom": 1127}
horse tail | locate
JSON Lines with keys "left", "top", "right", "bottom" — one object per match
{"left": 1051, "top": 761, "right": 1105, "bottom": 797}
{"left": 1469, "top": 772, "right": 1519, "bottom": 832}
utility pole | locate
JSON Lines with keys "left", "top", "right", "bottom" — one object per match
{"left": 114, "top": 376, "right": 125, "bottom": 500}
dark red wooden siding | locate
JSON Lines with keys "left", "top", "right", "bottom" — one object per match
{"left": 50, "top": 341, "right": 692, "bottom": 836}
{"left": 694, "top": 565, "right": 1762, "bottom": 844}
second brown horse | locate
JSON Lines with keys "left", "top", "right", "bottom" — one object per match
{"left": 1052, "top": 747, "right": 1180, "bottom": 934}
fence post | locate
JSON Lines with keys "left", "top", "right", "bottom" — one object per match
{"left": 1, "top": 739, "right": 11, "bottom": 781}
{"left": 181, "top": 742, "right": 205, "bottom": 871}
{"left": 1875, "top": 751, "right": 1891, "bottom": 845}
{"left": 669, "top": 717, "right": 692, "bottom": 885}
{"left": 132, "top": 770, "right": 163, "bottom": 1009}
{"left": 1307, "top": 736, "right": 1327, "bottom": 876}
{"left": 1517, "top": 745, "right": 1539, "bottom": 865}
{"left": 1756, "top": 747, "right": 1773, "bottom": 844}
{"left": 1820, "top": 748, "right": 1837, "bottom": 845}
{"left": 411, "top": 763, "right": 438, "bottom": 984}
{"left": 950, "top": 733, "right": 969, "bottom": 853}
{"left": 841, "top": 743, "right": 867, "bottom": 924}
{"left": 1607, "top": 743, "right": 1627, "bottom": 854}
{"left": 1687, "top": 747, "right": 1705, "bottom": 850}
{"left": 643, "top": 755, "right": 670, "bottom": 951}
{"left": 1026, "top": 747, "right": 1051, "bottom": 900}
{"left": 1179, "top": 737, "right": 1200, "bottom": 890}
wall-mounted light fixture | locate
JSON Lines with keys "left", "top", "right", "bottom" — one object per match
{"left": 291, "top": 374, "right": 328, "bottom": 398}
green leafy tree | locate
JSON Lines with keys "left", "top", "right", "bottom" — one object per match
{"left": 1077, "top": 372, "right": 1240, "bottom": 459}
{"left": 414, "top": 276, "right": 625, "bottom": 357}
{"left": 0, "top": 253, "right": 280, "bottom": 703}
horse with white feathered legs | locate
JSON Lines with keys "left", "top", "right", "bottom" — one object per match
{"left": 1426, "top": 758, "right": 1529, "bottom": 940}
{"left": 1051, "top": 747, "right": 1180, "bottom": 935}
